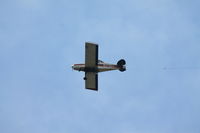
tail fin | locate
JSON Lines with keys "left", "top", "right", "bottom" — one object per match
{"left": 117, "top": 59, "right": 126, "bottom": 72}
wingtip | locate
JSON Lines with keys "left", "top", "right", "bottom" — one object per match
{"left": 85, "top": 88, "right": 98, "bottom": 91}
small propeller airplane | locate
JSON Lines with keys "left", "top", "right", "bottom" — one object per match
{"left": 72, "top": 42, "right": 126, "bottom": 91}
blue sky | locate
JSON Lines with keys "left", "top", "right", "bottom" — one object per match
{"left": 1, "top": 0, "right": 200, "bottom": 133}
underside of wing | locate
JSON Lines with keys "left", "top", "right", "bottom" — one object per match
{"left": 85, "top": 72, "right": 98, "bottom": 91}
{"left": 85, "top": 42, "right": 98, "bottom": 68}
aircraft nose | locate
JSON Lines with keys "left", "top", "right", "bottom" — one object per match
{"left": 71, "top": 65, "right": 75, "bottom": 70}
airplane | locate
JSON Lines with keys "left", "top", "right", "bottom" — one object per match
{"left": 72, "top": 42, "right": 126, "bottom": 91}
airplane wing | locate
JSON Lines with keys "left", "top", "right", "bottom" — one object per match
{"left": 85, "top": 72, "right": 98, "bottom": 91}
{"left": 85, "top": 42, "right": 98, "bottom": 90}
{"left": 85, "top": 42, "right": 98, "bottom": 68}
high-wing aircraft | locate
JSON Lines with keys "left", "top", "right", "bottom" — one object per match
{"left": 72, "top": 42, "right": 126, "bottom": 91}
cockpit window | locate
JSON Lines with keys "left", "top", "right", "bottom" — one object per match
{"left": 98, "top": 60, "right": 104, "bottom": 63}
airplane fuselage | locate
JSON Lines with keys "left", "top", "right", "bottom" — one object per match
{"left": 72, "top": 63, "right": 122, "bottom": 72}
